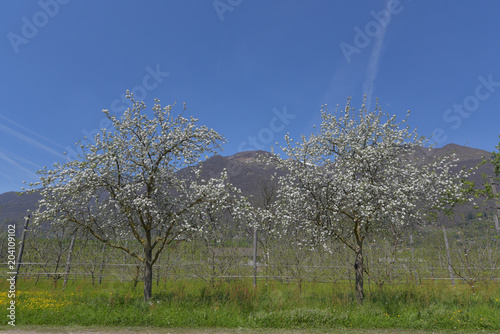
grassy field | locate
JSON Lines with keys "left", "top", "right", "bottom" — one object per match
{"left": 1, "top": 278, "right": 499, "bottom": 332}
{"left": 1, "top": 327, "right": 498, "bottom": 334}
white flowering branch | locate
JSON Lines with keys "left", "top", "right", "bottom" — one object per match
{"left": 267, "top": 97, "right": 472, "bottom": 303}
{"left": 27, "top": 91, "right": 232, "bottom": 301}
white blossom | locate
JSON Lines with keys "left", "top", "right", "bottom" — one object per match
{"left": 27, "top": 91, "right": 235, "bottom": 301}
{"left": 264, "top": 98, "right": 471, "bottom": 302}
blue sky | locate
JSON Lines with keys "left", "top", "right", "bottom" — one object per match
{"left": 1, "top": 0, "right": 500, "bottom": 194}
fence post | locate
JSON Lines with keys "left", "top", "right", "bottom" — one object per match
{"left": 409, "top": 232, "right": 419, "bottom": 285}
{"left": 442, "top": 225, "right": 455, "bottom": 286}
{"left": 14, "top": 215, "right": 30, "bottom": 283}
{"left": 490, "top": 177, "right": 500, "bottom": 236}
{"left": 253, "top": 224, "right": 258, "bottom": 288}
{"left": 98, "top": 243, "right": 107, "bottom": 284}
{"left": 63, "top": 231, "right": 77, "bottom": 291}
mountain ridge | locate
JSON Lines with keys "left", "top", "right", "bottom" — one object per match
{"left": 1, "top": 144, "right": 496, "bottom": 227}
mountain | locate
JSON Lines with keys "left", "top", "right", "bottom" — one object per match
{"left": 0, "top": 144, "right": 496, "bottom": 228}
{"left": 179, "top": 150, "right": 280, "bottom": 198}
{"left": 412, "top": 143, "right": 494, "bottom": 187}
{"left": 0, "top": 191, "right": 41, "bottom": 226}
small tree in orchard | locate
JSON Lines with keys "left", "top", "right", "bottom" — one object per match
{"left": 271, "top": 98, "right": 469, "bottom": 303}
{"left": 185, "top": 186, "right": 251, "bottom": 286}
{"left": 464, "top": 135, "right": 500, "bottom": 236}
{"left": 29, "top": 92, "right": 233, "bottom": 301}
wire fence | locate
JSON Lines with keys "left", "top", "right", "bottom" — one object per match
{"left": 4, "top": 261, "right": 500, "bottom": 286}
{"left": 2, "top": 220, "right": 499, "bottom": 290}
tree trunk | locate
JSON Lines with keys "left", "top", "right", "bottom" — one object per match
{"left": 144, "top": 248, "right": 153, "bottom": 302}
{"left": 354, "top": 241, "right": 364, "bottom": 304}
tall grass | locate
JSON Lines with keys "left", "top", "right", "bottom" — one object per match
{"left": 2, "top": 277, "right": 499, "bottom": 331}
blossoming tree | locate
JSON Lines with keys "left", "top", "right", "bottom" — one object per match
{"left": 30, "top": 93, "right": 235, "bottom": 301}
{"left": 271, "top": 98, "right": 469, "bottom": 303}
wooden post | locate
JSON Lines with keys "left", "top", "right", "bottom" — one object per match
{"left": 98, "top": 243, "right": 107, "bottom": 285}
{"left": 490, "top": 177, "right": 500, "bottom": 236}
{"left": 63, "top": 231, "right": 77, "bottom": 291}
{"left": 442, "top": 225, "right": 455, "bottom": 286}
{"left": 14, "top": 215, "right": 30, "bottom": 283}
{"left": 409, "top": 233, "right": 418, "bottom": 285}
{"left": 253, "top": 225, "right": 258, "bottom": 288}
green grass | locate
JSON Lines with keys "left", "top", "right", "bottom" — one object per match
{"left": 2, "top": 278, "right": 500, "bottom": 331}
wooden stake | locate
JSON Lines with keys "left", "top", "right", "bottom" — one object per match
{"left": 63, "top": 231, "right": 77, "bottom": 291}
{"left": 253, "top": 224, "right": 258, "bottom": 288}
{"left": 489, "top": 177, "right": 500, "bottom": 236}
{"left": 14, "top": 215, "right": 30, "bottom": 283}
{"left": 98, "top": 243, "right": 107, "bottom": 285}
{"left": 410, "top": 233, "right": 418, "bottom": 285}
{"left": 442, "top": 225, "right": 455, "bottom": 286}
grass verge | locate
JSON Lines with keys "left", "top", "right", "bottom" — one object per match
{"left": 1, "top": 278, "right": 499, "bottom": 332}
